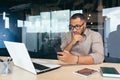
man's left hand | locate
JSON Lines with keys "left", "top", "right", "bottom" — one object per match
{"left": 57, "top": 51, "right": 77, "bottom": 64}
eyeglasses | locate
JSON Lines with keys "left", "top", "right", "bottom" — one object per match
{"left": 70, "top": 22, "right": 84, "bottom": 30}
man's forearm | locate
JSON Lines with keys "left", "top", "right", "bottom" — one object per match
{"left": 64, "top": 40, "right": 76, "bottom": 52}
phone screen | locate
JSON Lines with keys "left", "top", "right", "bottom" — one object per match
{"left": 54, "top": 45, "right": 62, "bottom": 52}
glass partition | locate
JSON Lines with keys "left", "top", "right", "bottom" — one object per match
{"left": 22, "top": 10, "right": 72, "bottom": 59}
{"left": 103, "top": 7, "right": 120, "bottom": 58}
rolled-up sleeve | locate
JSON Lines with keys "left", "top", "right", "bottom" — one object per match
{"left": 90, "top": 32, "right": 104, "bottom": 64}
{"left": 61, "top": 32, "right": 71, "bottom": 50}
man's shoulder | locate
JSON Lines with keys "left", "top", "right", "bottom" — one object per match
{"left": 87, "top": 28, "right": 100, "bottom": 34}
{"left": 86, "top": 28, "right": 101, "bottom": 37}
{"left": 62, "top": 31, "right": 72, "bottom": 39}
{"left": 65, "top": 31, "right": 72, "bottom": 35}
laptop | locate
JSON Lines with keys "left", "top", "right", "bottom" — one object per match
{"left": 4, "top": 41, "right": 61, "bottom": 74}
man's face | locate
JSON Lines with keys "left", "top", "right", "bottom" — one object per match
{"left": 70, "top": 18, "right": 86, "bottom": 35}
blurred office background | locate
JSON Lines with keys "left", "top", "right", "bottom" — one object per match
{"left": 0, "top": 0, "right": 120, "bottom": 62}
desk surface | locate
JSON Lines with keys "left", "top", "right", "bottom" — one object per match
{"left": 0, "top": 58, "right": 120, "bottom": 80}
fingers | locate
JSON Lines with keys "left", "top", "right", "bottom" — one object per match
{"left": 57, "top": 52, "right": 63, "bottom": 56}
{"left": 63, "top": 50, "right": 69, "bottom": 53}
{"left": 57, "top": 54, "right": 63, "bottom": 56}
{"left": 79, "top": 36, "right": 83, "bottom": 42}
{"left": 57, "top": 55, "right": 64, "bottom": 61}
{"left": 74, "top": 35, "right": 83, "bottom": 42}
{"left": 57, "top": 52, "right": 66, "bottom": 61}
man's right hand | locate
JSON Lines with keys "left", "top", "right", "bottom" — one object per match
{"left": 72, "top": 33, "right": 83, "bottom": 43}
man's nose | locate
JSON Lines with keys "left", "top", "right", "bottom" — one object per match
{"left": 72, "top": 28, "right": 77, "bottom": 31}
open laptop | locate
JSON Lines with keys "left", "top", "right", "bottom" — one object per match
{"left": 4, "top": 41, "right": 61, "bottom": 74}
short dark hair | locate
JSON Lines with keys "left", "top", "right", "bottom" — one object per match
{"left": 70, "top": 13, "right": 86, "bottom": 21}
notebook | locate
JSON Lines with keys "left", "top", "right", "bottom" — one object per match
{"left": 4, "top": 41, "right": 61, "bottom": 74}
{"left": 73, "top": 68, "right": 98, "bottom": 77}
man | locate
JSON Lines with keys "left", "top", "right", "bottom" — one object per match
{"left": 108, "top": 25, "right": 120, "bottom": 58}
{"left": 57, "top": 13, "right": 104, "bottom": 64}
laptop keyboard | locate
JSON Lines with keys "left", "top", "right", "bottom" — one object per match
{"left": 33, "top": 62, "right": 50, "bottom": 70}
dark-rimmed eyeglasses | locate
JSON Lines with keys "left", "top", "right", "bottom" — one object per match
{"left": 69, "top": 22, "right": 84, "bottom": 30}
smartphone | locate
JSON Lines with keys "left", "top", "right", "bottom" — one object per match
{"left": 54, "top": 45, "right": 62, "bottom": 52}
{"left": 54, "top": 45, "right": 63, "bottom": 56}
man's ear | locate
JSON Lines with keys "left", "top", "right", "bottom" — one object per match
{"left": 83, "top": 23, "right": 86, "bottom": 32}
{"left": 80, "top": 26, "right": 85, "bottom": 35}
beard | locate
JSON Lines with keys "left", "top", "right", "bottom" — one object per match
{"left": 73, "top": 31, "right": 80, "bottom": 35}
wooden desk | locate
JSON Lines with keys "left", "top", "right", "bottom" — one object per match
{"left": 0, "top": 58, "right": 120, "bottom": 80}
